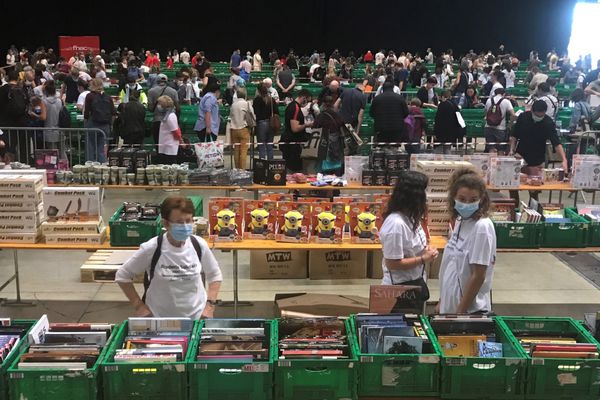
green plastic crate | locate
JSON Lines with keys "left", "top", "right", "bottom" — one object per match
{"left": 351, "top": 315, "right": 442, "bottom": 397}
{"left": 0, "top": 319, "right": 36, "bottom": 400}
{"left": 494, "top": 222, "right": 541, "bottom": 249}
{"left": 566, "top": 207, "right": 599, "bottom": 246}
{"left": 102, "top": 321, "right": 197, "bottom": 400}
{"left": 8, "top": 322, "right": 120, "bottom": 400}
{"left": 109, "top": 204, "right": 162, "bottom": 247}
{"left": 429, "top": 316, "right": 527, "bottom": 399}
{"left": 498, "top": 316, "right": 600, "bottom": 400}
{"left": 541, "top": 211, "right": 588, "bottom": 248}
{"left": 188, "top": 319, "right": 277, "bottom": 400}
{"left": 274, "top": 318, "right": 358, "bottom": 400}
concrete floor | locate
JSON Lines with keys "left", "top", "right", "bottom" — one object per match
{"left": 0, "top": 187, "right": 599, "bottom": 322}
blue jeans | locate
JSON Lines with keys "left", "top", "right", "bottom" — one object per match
{"left": 255, "top": 120, "right": 274, "bottom": 160}
{"left": 84, "top": 120, "right": 109, "bottom": 163}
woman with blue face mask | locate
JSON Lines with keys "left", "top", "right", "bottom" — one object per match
{"left": 116, "top": 196, "right": 223, "bottom": 319}
{"left": 437, "top": 167, "right": 496, "bottom": 315}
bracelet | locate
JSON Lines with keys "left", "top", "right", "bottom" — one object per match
{"left": 206, "top": 299, "right": 218, "bottom": 306}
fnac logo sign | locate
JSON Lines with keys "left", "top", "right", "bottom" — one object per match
{"left": 58, "top": 36, "right": 100, "bottom": 59}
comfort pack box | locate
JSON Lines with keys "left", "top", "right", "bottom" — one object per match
{"left": 0, "top": 170, "right": 47, "bottom": 186}
{"left": 0, "top": 174, "right": 44, "bottom": 192}
{"left": 0, "top": 200, "right": 40, "bottom": 212}
{"left": 42, "top": 187, "right": 101, "bottom": 222}
{"left": 44, "top": 227, "right": 107, "bottom": 245}
{"left": 308, "top": 250, "right": 367, "bottom": 279}
{"left": 0, "top": 208, "right": 44, "bottom": 233}
{"left": 250, "top": 250, "right": 308, "bottom": 279}
{"left": 0, "top": 191, "right": 42, "bottom": 202}
{"left": 0, "top": 232, "right": 41, "bottom": 244}
{"left": 41, "top": 218, "right": 105, "bottom": 235}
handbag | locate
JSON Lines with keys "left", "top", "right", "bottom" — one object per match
{"left": 389, "top": 264, "right": 430, "bottom": 313}
{"left": 341, "top": 123, "right": 362, "bottom": 156}
{"left": 244, "top": 101, "right": 256, "bottom": 129}
{"left": 194, "top": 134, "right": 224, "bottom": 169}
{"left": 269, "top": 98, "right": 280, "bottom": 135}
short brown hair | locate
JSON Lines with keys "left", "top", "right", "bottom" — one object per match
{"left": 447, "top": 167, "right": 490, "bottom": 220}
{"left": 161, "top": 196, "right": 195, "bottom": 220}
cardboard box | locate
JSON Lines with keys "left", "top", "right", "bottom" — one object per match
{"left": 243, "top": 201, "right": 277, "bottom": 240}
{"left": 416, "top": 160, "right": 473, "bottom": 176}
{"left": 275, "top": 293, "right": 369, "bottom": 317}
{"left": 489, "top": 157, "right": 521, "bottom": 188}
{"left": 253, "top": 158, "right": 286, "bottom": 185}
{"left": 369, "top": 251, "right": 384, "bottom": 280}
{"left": 34, "top": 149, "right": 59, "bottom": 170}
{"left": 463, "top": 154, "right": 491, "bottom": 183}
{"left": 275, "top": 202, "right": 311, "bottom": 243}
{"left": 310, "top": 202, "right": 345, "bottom": 244}
{"left": 426, "top": 194, "right": 448, "bottom": 209}
{"left": 308, "top": 250, "right": 367, "bottom": 279}
{"left": 41, "top": 218, "right": 105, "bottom": 235}
{"left": 0, "top": 208, "right": 44, "bottom": 232}
{"left": 44, "top": 227, "right": 107, "bottom": 245}
{"left": 208, "top": 198, "right": 244, "bottom": 242}
{"left": 0, "top": 174, "right": 44, "bottom": 192}
{"left": 250, "top": 250, "right": 308, "bottom": 279}
{"left": 42, "top": 187, "right": 101, "bottom": 222}
{"left": 0, "top": 232, "right": 41, "bottom": 244}
{"left": 0, "top": 200, "right": 41, "bottom": 212}
{"left": 349, "top": 202, "right": 384, "bottom": 244}
{"left": 0, "top": 191, "right": 42, "bottom": 202}
{"left": 571, "top": 155, "right": 600, "bottom": 189}
{"left": 0, "top": 170, "right": 47, "bottom": 186}
{"left": 369, "top": 285, "right": 422, "bottom": 314}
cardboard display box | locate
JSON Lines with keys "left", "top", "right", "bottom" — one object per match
{"left": 489, "top": 157, "right": 521, "bottom": 188}
{"left": 309, "top": 250, "right": 367, "bottom": 279}
{"left": 253, "top": 158, "right": 286, "bottom": 185}
{"left": 0, "top": 191, "right": 42, "bottom": 202}
{"left": 42, "top": 187, "right": 101, "bottom": 222}
{"left": 41, "top": 218, "right": 105, "bottom": 235}
{"left": 0, "top": 232, "right": 41, "bottom": 244}
{"left": 0, "top": 170, "right": 47, "bottom": 186}
{"left": 250, "top": 250, "right": 308, "bottom": 279}
{"left": 0, "top": 200, "right": 41, "bottom": 212}
{"left": 275, "top": 293, "right": 369, "bottom": 317}
{"left": 0, "top": 174, "right": 44, "bottom": 192}
{"left": 0, "top": 207, "right": 44, "bottom": 232}
{"left": 44, "top": 227, "right": 107, "bottom": 245}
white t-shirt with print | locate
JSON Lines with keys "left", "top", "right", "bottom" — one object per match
{"left": 379, "top": 213, "right": 427, "bottom": 285}
{"left": 439, "top": 218, "right": 496, "bottom": 314}
{"left": 116, "top": 234, "right": 222, "bottom": 320}
{"left": 158, "top": 112, "right": 180, "bottom": 156}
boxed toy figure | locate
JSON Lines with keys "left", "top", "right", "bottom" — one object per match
{"left": 349, "top": 202, "right": 384, "bottom": 243}
{"left": 208, "top": 198, "right": 244, "bottom": 241}
{"left": 310, "top": 202, "right": 345, "bottom": 244}
{"left": 243, "top": 200, "right": 277, "bottom": 240}
{"left": 275, "top": 202, "right": 311, "bottom": 243}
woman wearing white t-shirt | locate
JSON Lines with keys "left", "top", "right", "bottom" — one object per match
{"left": 380, "top": 171, "right": 439, "bottom": 310}
{"left": 156, "top": 95, "right": 183, "bottom": 164}
{"left": 438, "top": 168, "right": 496, "bottom": 314}
{"left": 117, "top": 196, "right": 223, "bottom": 319}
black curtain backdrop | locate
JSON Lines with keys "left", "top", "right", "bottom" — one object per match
{"left": 0, "top": 0, "right": 581, "bottom": 63}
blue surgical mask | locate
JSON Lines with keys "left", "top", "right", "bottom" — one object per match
{"left": 170, "top": 223, "right": 193, "bottom": 241}
{"left": 454, "top": 199, "right": 480, "bottom": 219}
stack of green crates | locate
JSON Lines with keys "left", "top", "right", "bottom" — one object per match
{"left": 461, "top": 108, "right": 485, "bottom": 138}
{"left": 351, "top": 315, "right": 442, "bottom": 398}
{"left": 274, "top": 318, "right": 358, "bottom": 400}
{"left": 188, "top": 319, "right": 277, "bottom": 400}
{"left": 102, "top": 320, "right": 198, "bottom": 400}
{"left": 8, "top": 322, "right": 120, "bottom": 400}
{"left": 428, "top": 316, "right": 527, "bottom": 399}
{"left": 109, "top": 204, "right": 162, "bottom": 247}
{"left": 0, "top": 320, "right": 36, "bottom": 400}
{"left": 188, "top": 196, "right": 203, "bottom": 217}
{"left": 499, "top": 316, "right": 600, "bottom": 400}
{"left": 567, "top": 207, "right": 600, "bottom": 246}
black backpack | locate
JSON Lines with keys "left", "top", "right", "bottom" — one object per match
{"left": 142, "top": 234, "right": 203, "bottom": 302}
{"left": 58, "top": 106, "right": 71, "bottom": 128}
{"left": 5, "top": 85, "right": 26, "bottom": 119}
{"left": 91, "top": 93, "right": 113, "bottom": 124}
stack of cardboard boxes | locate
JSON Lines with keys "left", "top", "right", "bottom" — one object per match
{"left": 0, "top": 174, "right": 46, "bottom": 243}
{"left": 416, "top": 160, "right": 473, "bottom": 237}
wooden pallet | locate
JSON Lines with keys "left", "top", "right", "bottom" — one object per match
{"left": 80, "top": 250, "right": 143, "bottom": 283}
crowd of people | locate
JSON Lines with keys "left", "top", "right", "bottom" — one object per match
{"left": 0, "top": 45, "right": 599, "bottom": 172}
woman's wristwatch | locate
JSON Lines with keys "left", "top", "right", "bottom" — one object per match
{"left": 206, "top": 299, "right": 218, "bottom": 306}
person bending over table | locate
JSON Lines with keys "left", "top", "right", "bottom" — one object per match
{"left": 116, "top": 196, "right": 222, "bottom": 319}
{"left": 509, "top": 99, "right": 568, "bottom": 202}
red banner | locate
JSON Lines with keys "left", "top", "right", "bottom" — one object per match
{"left": 58, "top": 36, "right": 100, "bottom": 59}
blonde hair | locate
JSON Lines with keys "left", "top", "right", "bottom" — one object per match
{"left": 157, "top": 95, "right": 174, "bottom": 109}
{"left": 447, "top": 167, "right": 490, "bottom": 219}
{"left": 89, "top": 78, "right": 103, "bottom": 92}
{"left": 236, "top": 87, "right": 247, "bottom": 99}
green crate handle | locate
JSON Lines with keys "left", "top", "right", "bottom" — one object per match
{"left": 304, "top": 366, "right": 329, "bottom": 373}
{"left": 382, "top": 358, "right": 416, "bottom": 366}
{"left": 218, "top": 368, "right": 243, "bottom": 375}
{"left": 472, "top": 363, "right": 497, "bottom": 370}
{"left": 557, "top": 364, "right": 581, "bottom": 371}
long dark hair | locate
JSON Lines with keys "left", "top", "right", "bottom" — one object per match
{"left": 384, "top": 170, "right": 428, "bottom": 231}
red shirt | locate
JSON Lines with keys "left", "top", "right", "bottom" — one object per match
{"left": 192, "top": 56, "right": 198, "bottom": 67}
{"left": 364, "top": 52, "right": 374, "bottom": 62}
{"left": 166, "top": 58, "right": 174, "bottom": 69}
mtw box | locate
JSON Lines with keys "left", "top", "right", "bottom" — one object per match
{"left": 309, "top": 250, "right": 367, "bottom": 279}
{"left": 250, "top": 250, "right": 308, "bottom": 279}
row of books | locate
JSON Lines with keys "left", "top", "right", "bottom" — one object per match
{"left": 577, "top": 205, "right": 600, "bottom": 221}
{"left": 519, "top": 336, "right": 599, "bottom": 359}
{"left": 278, "top": 318, "right": 350, "bottom": 360}
{"left": 354, "top": 314, "right": 429, "bottom": 355}
{"left": 430, "top": 315, "right": 503, "bottom": 358}
{"left": 18, "top": 315, "right": 112, "bottom": 371}
{"left": 114, "top": 318, "right": 194, "bottom": 363}
{"left": 197, "top": 320, "right": 269, "bottom": 363}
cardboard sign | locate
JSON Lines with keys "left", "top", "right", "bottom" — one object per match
{"left": 59, "top": 36, "right": 100, "bottom": 59}
{"left": 369, "top": 285, "right": 422, "bottom": 314}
